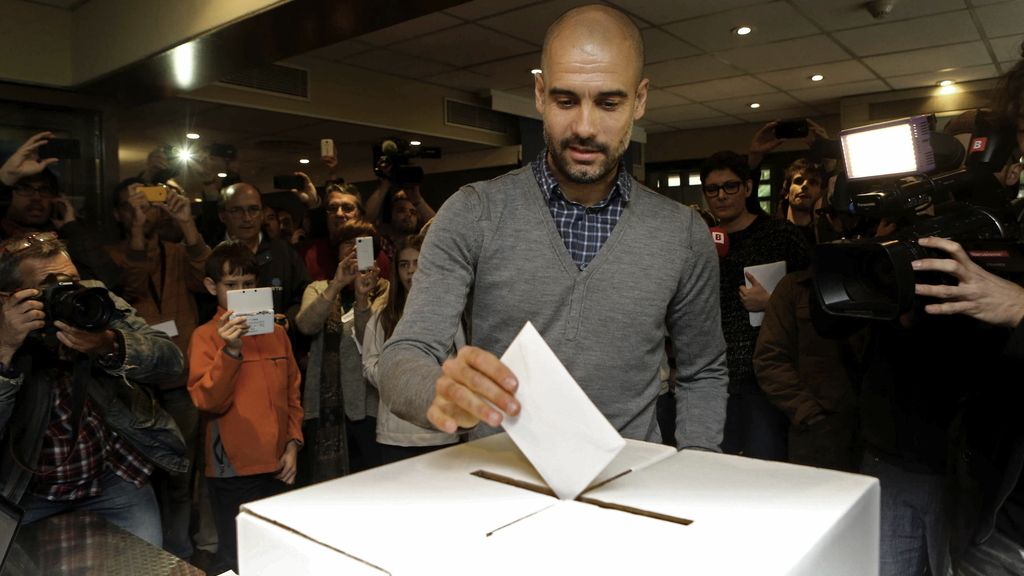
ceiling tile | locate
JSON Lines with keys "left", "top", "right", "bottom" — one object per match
{"left": 645, "top": 54, "right": 744, "bottom": 87}
{"left": 443, "top": 0, "right": 544, "bottom": 21}
{"left": 885, "top": 63, "right": 998, "bottom": 89}
{"left": 663, "top": 2, "right": 820, "bottom": 53}
{"left": 641, "top": 123, "right": 677, "bottom": 134}
{"left": 734, "top": 105, "right": 822, "bottom": 123}
{"left": 705, "top": 91, "right": 800, "bottom": 115}
{"left": 467, "top": 52, "right": 542, "bottom": 89}
{"left": 643, "top": 103, "right": 726, "bottom": 123}
{"left": 666, "top": 75, "right": 776, "bottom": 101}
{"left": 832, "top": 10, "right": 978, "bottom": 56}
{"left": 346, "top": 49, "right": 455, "bottom": 79}
{"left": 788, "top": 78, "right": 890, "bottom": 102}
{"left": 356, "top": 12, "right": 463, "bottom": 47}
{"left": 426, "top": 69, "right": 495, "bottom": 92}
{"left": 975, "top": 1, "right": 1024, "bottom": 39}
{"left": 990, "top": 34, "right": 1024, "bottom": 63}
{"left": 791, "top": 0, "right": 966, "bottom": 31}
{"left": 642, "top": 28, "right": 700, "bottom": 64}
{"left": 390, "top": 23, "right": 535, "bottom": 67}
{"left": 716, "top": 35, "right": 849, "bottom": 73}
{"left": 667, "top": 116, "right": 744, "bottom": 131}
{"left": 644, "top": 89, "right": 691, "bottom": 109}
{"left": 478, "top": 0, "right": 598, "bottom": 45}
{"left": 607, "top": 0, "right": 771, "bottom": 26}
{"left": 305, "top": 40, "right": 373, "bottom": 62}
{"left": 862, "top": 41, "right": 991, "bottom": 77}
{"left": 756, "top": 60, "right": 877, "bottom": 89}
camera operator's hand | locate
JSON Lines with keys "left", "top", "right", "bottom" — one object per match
{"left": 739, "top": 272, "right": 771, "bottom": 313}
{"left": 0, "top": 289, "right": 44, "bottom": 364}
{"left": 54, "top": 322, "right": 116, "bottom": 356}
{"left": 913, "top": 237, "right": 1024, "bottom": 328}
{"left": 427, "top": 346, "right": 520, "bottom": 434}
{"left": 0, "top": 132, "right": 58, "bottom": 187}
{"left": 218, "top": 311, "right": 249, "bottom": 357}
{"left": 50, "top": 197, "right": 76, "bottom": 230}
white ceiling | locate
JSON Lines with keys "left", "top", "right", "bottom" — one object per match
{"left": 303, "top": 0, "right": 1024, "bottom": 133}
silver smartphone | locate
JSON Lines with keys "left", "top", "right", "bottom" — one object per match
{"left": 356, "top": 236, "right": 374, "bottom": 271}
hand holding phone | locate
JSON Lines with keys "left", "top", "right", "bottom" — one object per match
{"left": 355, "top": 236, "right": 375, "bottom": 271}
{"left": 273, "top": 174, "right": 305, "bottom": 191}
{"left": 138, "top": 185, "right": 168, "bottom": 203}
{"left": 774, "top": 119, "right": 810, "bottom": 140}
{"left": 37, "top": 138, "right": 81, "bottom": 160}
{"left": 321, "top": 138, "right": 336, "bottom": 161}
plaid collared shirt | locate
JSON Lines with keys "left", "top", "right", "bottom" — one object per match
{"left": 531, "top": 150, "right": 632, "bottom": 270}
{"left": 28, "top": 366, "right": 154, "bottom": 502}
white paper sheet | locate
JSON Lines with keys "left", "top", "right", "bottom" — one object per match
{"left": 743, "top": 260, "right": 787, "bottom": 327}
{"left": 499, "top": 322, "right": 626, "bottom": 500}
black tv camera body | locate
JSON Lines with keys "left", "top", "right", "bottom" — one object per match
{"left": 814, "top": 112, "right": 1024, "bottom": 320}
{"left": 29, "top": 274, "right": 118, "bottom": 347}
{"left": 372, "top": 137, "right": 441, "bottom": 186}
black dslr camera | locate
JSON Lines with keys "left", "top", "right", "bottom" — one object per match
{"left": 372, "top": 137, "right": 441, "bottom": 186}
{"left": 30, "top": 274, "right": 117, "bottom": 345}
{"left": 814, "top": 113, "right": 1024, "bottom": 320}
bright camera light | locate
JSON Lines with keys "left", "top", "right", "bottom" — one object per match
{"left": 177, "top": 148, "right": 193, "bottom": 162}
{"left": 840, "top": 115, "right": 935, "bottom": 180}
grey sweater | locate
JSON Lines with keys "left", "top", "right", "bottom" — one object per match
{"left": 379, "top": 166, "right": 729, "bottom": 450}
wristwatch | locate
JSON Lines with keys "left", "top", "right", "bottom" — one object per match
{"left": 97, "top": 330, "right": 125, "bottom": 369}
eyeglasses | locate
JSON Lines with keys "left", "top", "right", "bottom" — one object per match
{"left": 224, "top": 205, "right": 262, "bottom": 217}
{"left": 702, "top": 181, "right": 744, "bottom": 197}
{"left": 792, "top": 175, "right": 821, "bottom": 187}
{"left": 0, "top": 231, "right": 59, "bottom": 256}
{"left": 13, "top": 184, "right": 58, "bottom": 199}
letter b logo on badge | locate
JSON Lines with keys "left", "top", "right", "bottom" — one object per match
{"left": 971, "top": 137, "right": 988, "bottom": 152}
{"left": 712, "top": 231, "right": 725, "bottom": 244}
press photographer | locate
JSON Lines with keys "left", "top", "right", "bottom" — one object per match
{"left": 0, "top": 232, "right": 186, "bottom": 547}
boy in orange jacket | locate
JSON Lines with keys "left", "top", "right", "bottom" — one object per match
{"left": 188, "top": 240, "right": 303, "bottom": 573}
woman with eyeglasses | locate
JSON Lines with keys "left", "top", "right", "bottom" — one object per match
{"left": 699, "top": 150, "right": 812, "bottom": 463}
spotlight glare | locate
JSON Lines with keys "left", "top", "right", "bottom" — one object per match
{"left": 186, "top": 132, "right": 200, "bottom": 140}
{"left": 938, "top": 79, "right": 954, "bottom": 87}
{"left": 735, "top": 26, "right": 752, "bottom": 36}
{"left": 299, "top": 158, "right": 310, "bottom": 164}
{"left": 177, "top": 148, "right": 193, "bottom": 162}
{"left": 410, "top": 140, "right": 422, "bottom": 146}
{"left": 216, "top": 172, "right": 227, "bottom": 178}
{"left": 810, "top": 74, "right": 824, "bottom": 82}
{"left": 749, "top": 102, "right": 761, "bottom": 109}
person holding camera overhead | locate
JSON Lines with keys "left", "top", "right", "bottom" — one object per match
{"left": 0, "top": 232, "right": 187, "bottom": 547}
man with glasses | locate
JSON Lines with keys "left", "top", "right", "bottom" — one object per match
{"left": 700, "top": 150, "right": 810, "bottom": 462}
{"left": 218, "top": 183, "right": 310, "bottom": 330}
{"left": 0, "top": 132, "right": 121, "bottom": 292}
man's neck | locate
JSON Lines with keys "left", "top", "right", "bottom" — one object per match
{"left": 227, "top": 231, "right": 262, "bottom": 253}
{"left": 720, "top": 211, "right": 757, "bottom": 234}
{"left": 787, "top": 207, "right": 813, "bottom": 227}
{"left": 547, "top": 154, "right": 617, "bottom": 207}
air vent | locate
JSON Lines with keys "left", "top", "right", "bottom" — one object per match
{"left": 445, "top": 99, "right": 516, "bottom": 135}
{"left": 219, "top": 64, "right": 309, "bottom": 98}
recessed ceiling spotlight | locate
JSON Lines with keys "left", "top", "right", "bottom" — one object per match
{"left": 216, "top": 172, "right": 228, "bottom": 178}
{"left": 938, "top": 79, "right": 955, "bottom": 87}
{"left": 186, "top": 132, "right": 200, "bottom": 140}
{"left": 530, "top": 68, "right": 542, "bottom": 75}
{"left": 810, "top": 74, "right": 824, "bottom": 82}
{"left": 410, "top": 140, "right": 422, "bottom": 146}
{"left": 299, "top": 158, "right": 310, "bottom": 164}
{"left": 749, "top": 102, "right": 761, "bottom": 109}
{"left": 734, "top": 26, "right": 753, "bottom": 36}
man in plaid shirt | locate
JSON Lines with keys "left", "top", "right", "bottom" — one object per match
{"left": 0, "top": 232, "right": 185, "bottom": 547}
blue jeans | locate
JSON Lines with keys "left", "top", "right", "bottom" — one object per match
{"left": 955, "top": 528, "right": 1024, "bottom": 576}
{"left": 861, "top": 452, "right": 951, "bottom": 576}
{"left": 19, "top": 468, "right": 162, "bottom": 547}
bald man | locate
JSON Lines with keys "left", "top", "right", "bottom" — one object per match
{"left": 380, "top": 5, "right": 728, "bottom": 450}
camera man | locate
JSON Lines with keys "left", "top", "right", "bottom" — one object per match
{"left": 0, "top": 232, "right": 186, "bottom": 547}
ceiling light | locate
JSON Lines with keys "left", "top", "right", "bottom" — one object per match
{"left": 810, "top": 74, "right": 824, "bottom": 82}
{"left": 216, "top": 172, "right": 227, "bottom": 178}
{"left": 186, "top": 132, "right": 200, "bottom": 140}
{"left": 530, "top": 68, "right": 542, "bottom": 75}
{"left": 299, "top": 158, "right": 310, "bottom": 164}
{"left": 937, "top": 79, "right": 955, "bottom": 87}
{"left": 749, "top": 102, "right": 761, "bottom": 109}
{"left": 734, "top": 26, "right": 752, "bottom": 36}
{"left": 410, "top": 140, "right": 422, "bottom": 146}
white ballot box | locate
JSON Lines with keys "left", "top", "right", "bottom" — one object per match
{"left": 238, "top": 434, "right": 879, "bottom": 576}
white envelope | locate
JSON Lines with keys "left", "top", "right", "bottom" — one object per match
{"left": 499, "top": 321, "right": 626, "bottom": 500}
{"left": 743, "top": 260, "right": 787, "bottom": 327}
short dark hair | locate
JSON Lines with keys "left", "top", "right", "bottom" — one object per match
{"left": 0, "top": 233, "right": 68, "bottom": 292}
{"left": 994, "top": 41, "right": 1024, "bottom": 126}
{"left": 113, "top": 177, "right": 146, "bottom": 208}
{"left": 204, "top": 240, "right": 258, "bottom": 282}
{"left": 700, "top": 151, "right": 751, "bottom": 183}
{"left": 783, "top": 158, "right": 826, "bottom": 189}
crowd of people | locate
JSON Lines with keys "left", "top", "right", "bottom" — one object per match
{"left": 0, "top": 4, "right": 1023, "bottom": 575}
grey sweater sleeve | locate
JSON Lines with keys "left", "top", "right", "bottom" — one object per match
{"left": 379, "top": 187, "right": 483, "bottom": 429}
{"left": 669, "top": 209, "right": 730, "bottom": 451}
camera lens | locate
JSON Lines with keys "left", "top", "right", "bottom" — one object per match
{"left": 49, "top": 285, "right": 115, "bottom": 331}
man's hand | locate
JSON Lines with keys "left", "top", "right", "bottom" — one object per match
{"left": 218, "top": 311, "right": 249, "bottom": 355}
{"left": 739, "top": 272, "right": 770, "bottom": 312}
{"left": 294, "top": 171, "right": 319, "bottom": 209}
{"left": 804, "top": 118, "right": 829, "bottom": 146}
{"left": 750, "top": 122, "right": 784, "bottom": 154}
{"left": 332, "top": 249, "right": 358, "bottom": 288}
{"left": 126, "top": 186, "right": 150, "bottom": 227}
{"left": 913, "top": 237, "right": 1024, "bottom": 328}
{"left": 354, "top": 266, "right": 378, "bottom": 308}
{"left": 159, "top": 189, "right": 194, "bottom": 225}
{"left": 50, "top": 197, "right": 76, "bottom": 229}
{"left": 0, "top": 289, "right": 45, "bottom": 362}
{"left": 0, "top": 132, "right": 58, "bottom": 187}
{"left": 275, "top": 441, "right": 299, "bottom": 485}
{"left": 427, "top": 346, "right": 520, "bottom": 434}
{"left": 54, "top": 322, "right": 115, "bottom": 355}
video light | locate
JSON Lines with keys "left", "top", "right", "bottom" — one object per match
{"left": 840, "top": 115, "right": 935, "bottom": 180}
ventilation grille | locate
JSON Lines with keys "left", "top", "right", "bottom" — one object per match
{"left": 445, "top": 99, "right": 516, "bottom": 135}
{"left": 220, "top": 64, "right": 309, "bottom": 98}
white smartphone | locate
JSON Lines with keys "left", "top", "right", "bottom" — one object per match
{"left": 355, "top": 236, "right": 374, "bottom": 271}
{"left": 320, "top": 138, "right": 335, "bottom": 160}
{"left": 226, "top": 287, "right": 275, "bottom": 336}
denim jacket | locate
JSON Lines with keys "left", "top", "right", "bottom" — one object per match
{"left": 0, "top": 281, "right": 187, "bottom": 504}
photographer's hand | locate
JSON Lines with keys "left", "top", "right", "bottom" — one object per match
{"left": 427, "top": 346, "right": 520, "bottom": 434}
{"left": 0, "top": 289, "right": 44, "bottom": 364}
{"left": 913, "top": 237, "right": 1024, "bottom": 328}
{"left": 0, "top": 132, "right": 58, "bottom": 187}
{"left": 54, "top": 322, "right": 115, "bottom": 356}
{"left": 159, "top": 190, "right": 204, "bottom": 246}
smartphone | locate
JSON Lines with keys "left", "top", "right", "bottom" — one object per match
{"left": 356, "top": 236, "right": 375, "bottom": 271}
{"left": 38, "top": 138, "right": 80, "bottom": 160}
{"left": 321, "top": 138, "right": 335, "bottom": 160}
{"left": 774, "top": 119, "right": 810, "bottom": 140}
{"left": 274, "top": 174, "right": 305, "bottom": 190}
{"left": 138, "top": 185, "right": 168, "bottom": 203}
